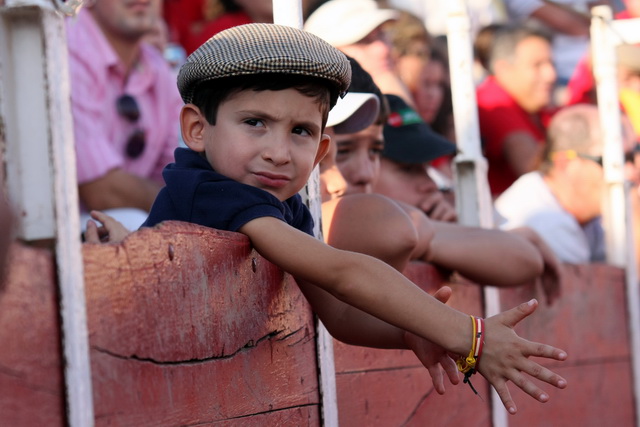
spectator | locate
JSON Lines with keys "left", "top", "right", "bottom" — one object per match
{"left": 501, "top": 0, "right": 595, "bottom": 87}
{"left": 180, "top": 0, "right": 322, "bottom": 54}
{"left": 304, "top": 0, "right": 415, "bottom": 105}
{"left": 374, "top": 94, "right": 458, "bottom": 222}
{"left": 477, "top": 24, "right": 557, "bottom": 196}
{"left": 383, "top": 0, "right": 505, "bottom": 39}
{"left": 385, "top": 9, "right": 432, "bottom": 98}
{"left": 473, "top": 23, "right": 506, "bottom": 83}
{"left": 330, "top": 60, "right": 561, "bottom": 292}
{"left": 66, "top": 0, "right": 183, "bottom": 231}
{"left": 373, "top": 95, "right": 561, "bottom": 302}
{"left": 495, "top": 104, "right": 637, "bottom": 264}
{"left": 616, "top": 44, "right": 640, "bottom": 136}
{"left": 565, "top": 0, "right": 640, "bottom": 106}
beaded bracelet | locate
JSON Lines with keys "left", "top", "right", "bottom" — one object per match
{"left": 456, "top": 315, "right": 485, "bottom": 395}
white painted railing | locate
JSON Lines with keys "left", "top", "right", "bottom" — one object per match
{"left": 445, "top": 1, "right": 506, "bottom": 426}
{"left": 273, "top": 0, "right": 339, "bottom": 425}
{"left": 0, "top": 1, "right": 92, "bottom": 426}
{"left": 591, "top": 6, "right": 640, "bottom": 426}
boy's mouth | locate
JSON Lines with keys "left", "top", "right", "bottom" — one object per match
{"left": 253, "top": 172, "right": 291, "bottom": 188}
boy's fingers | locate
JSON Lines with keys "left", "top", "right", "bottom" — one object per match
{"left": 89, "top": 210, "right": 106, "bottom": 222}
{"left": 508, "top": 371, "right": 550, "bottom": 404}
{"left": 84, "top": 220, "right": 100, "bottom": 244}
{"left": 428, "top": 365, "right": 446, "bottom": 395}
{"left": 519, "top": 359, "right": 568, "bottom": 389}
{"left": 492, "top": 380, "right": 517, "bottom": 415}
{"left": 433, "top": 286, "right": 452, "bottom": 304}
{"left": 441, "top": 355, "right": 460, "bottom": 385}
{"left": 500, "top": 299, "right": 539, "bottom": 328}
{"left": 525, "top": 341, "right": 568, "bottom": 362}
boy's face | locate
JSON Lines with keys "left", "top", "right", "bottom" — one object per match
{"left": 184, "top": 88, "right": 330, "bottom": 201}
{"left": 333, "top": 123, "right": 384, "bottom": 195}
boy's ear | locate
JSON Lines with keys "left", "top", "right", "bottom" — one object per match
{"left": 180, "top": 104, "right": 207, "bottom": 152}
{"left": 314, "top": 134, "right": 331, "bottom": 167}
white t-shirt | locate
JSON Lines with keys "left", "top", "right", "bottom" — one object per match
{"left": 495, "top": 172, "right": 605, "bottom": 264}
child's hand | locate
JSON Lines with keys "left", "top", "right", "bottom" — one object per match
{"left": 85, "top": 211, "right": 131, "bottom": 244}
{"left": 404, "top": 286, "right": 460, "bottom": 394}
{"left": 479, "top": 299, "right": 568, "bottom": 415}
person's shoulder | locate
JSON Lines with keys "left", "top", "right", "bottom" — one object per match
{"left": 139, "top": 43, "right": 177, "bottom": 77}
{"left": 495, "top": 172, "right": 546, "bottom": 209}
{"left": 66, "top": 9, "right": 116, "bottom": 70}
{"left": 477, "top": 77, "right": 515, "bottom": 109}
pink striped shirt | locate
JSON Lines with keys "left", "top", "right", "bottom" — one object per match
{"left": 66, "top": 9, "right": 183, "bottom": 186}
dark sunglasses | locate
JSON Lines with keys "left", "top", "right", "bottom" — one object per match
{"left": 557, "top": 148, "right": 638, "bottom": 167}
{"left": 116, "top": 94, "right": 146, "bottom": 159}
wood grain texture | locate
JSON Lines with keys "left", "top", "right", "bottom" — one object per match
{"left": 0, "top": 223, "right": 636, "bottom": 426}
{"left": 82, "top": 221, "right": 320, "bottom": 425}
{"left": 0, "top": 243, "right": 66, "bottom": 426}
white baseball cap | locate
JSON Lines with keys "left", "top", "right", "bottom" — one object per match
{"left": 327, "top": 92, "right": 380, "bottom": 134}
{"left": 304, "top": 0, "right": 399, "bottom": 47}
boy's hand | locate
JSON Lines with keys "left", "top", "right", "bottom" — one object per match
{"left": 479, "top": 299, "right": 568, "bottom": 415}
{"left": 404, "top": 286, "right": 460, "bottom": 394}
{"left": 85, "top": 210, "right": 131, "bottom": 244}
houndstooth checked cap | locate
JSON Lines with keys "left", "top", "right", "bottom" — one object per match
{"left": 177, "top": 23, "right": 352, "bottom": 104}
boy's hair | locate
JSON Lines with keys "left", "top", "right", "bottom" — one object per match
{"left": 177, "top": 23, "right": 351, "bottom": 107}
{"left": 191, "top": 74, "right": 336, "bottom": 128}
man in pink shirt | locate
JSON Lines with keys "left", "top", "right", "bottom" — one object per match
{"left": 67, "top": 0, "right": 183, "bottom": 230}
{"left": 476, "top": 25, "right": 557, "bottom": 197}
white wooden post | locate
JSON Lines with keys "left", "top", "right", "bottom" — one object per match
{"left": 273, "top": 1, "right": 339, "bottom": 425}
{"left": 591, "top": 7, "right": 640, "bottom": 426}
{"left": 591, "top": 5, "right": 627, "bottom": 267}
{"left": 0, "top": 1, "right": 93, "bottom": 426}
{"left": 446, "top": 1, "right": 506, "bottom": 426}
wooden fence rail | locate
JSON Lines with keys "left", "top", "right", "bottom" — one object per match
{"left": 1, "top": 221, "right": 636, "bottom": 426}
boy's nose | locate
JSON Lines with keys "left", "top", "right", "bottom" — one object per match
{"left": 262, "top": 137, "right": 291, "bottom": 165}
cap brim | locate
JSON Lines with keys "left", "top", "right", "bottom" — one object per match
{"left": 327, "top": 92, "right": 380, "bottom": 133}
{"left": 383, "top": 123, "right": 457, "bottom": 164}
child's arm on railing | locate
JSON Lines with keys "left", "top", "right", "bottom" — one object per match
{"left": 241, "top": 216, "right": 568, "bottom": 415}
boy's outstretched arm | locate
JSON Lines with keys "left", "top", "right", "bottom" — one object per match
{"left": 240, "top": 216, "right": 568, "bottom": 414}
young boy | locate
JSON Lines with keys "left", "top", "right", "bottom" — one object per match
{"left": 140, "top": 23, "right": 566, "bottom": 414}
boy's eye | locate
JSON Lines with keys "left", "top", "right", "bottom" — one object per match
{"left": 244, "top": 118, "right": 264, "bottom": 127}
{"left": 292, "top": 126, "right": 311, "bottom": 136}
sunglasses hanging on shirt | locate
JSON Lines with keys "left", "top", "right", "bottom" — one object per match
{"left": 116, "top": 94, "right": 146, "bottom": 159}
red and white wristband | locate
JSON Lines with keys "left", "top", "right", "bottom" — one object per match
{"left": 456, "top": 315, "right": 485, "bottom": 395}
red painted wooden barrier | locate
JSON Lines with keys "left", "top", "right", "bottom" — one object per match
{"left": 0, "top": 221, "right": 636, "bottom": 426}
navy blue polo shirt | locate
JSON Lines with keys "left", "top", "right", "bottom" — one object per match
{"left": 142, "top": 148, "right": 314, "bottom": 236}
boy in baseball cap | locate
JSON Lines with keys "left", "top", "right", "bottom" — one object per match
{"left": 142, "top": 23, "right": 568, "bottom": 413}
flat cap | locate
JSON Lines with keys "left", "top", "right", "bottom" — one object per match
{"left": 177, "top": 23, "right": 352, "bottom": 104}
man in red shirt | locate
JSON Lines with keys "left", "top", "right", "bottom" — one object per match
{"left": 476, "top": 25, "right": 557, "bottom": 196}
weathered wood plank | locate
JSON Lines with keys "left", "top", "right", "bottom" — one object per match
{"left": 333, "top": 263, "right": 491, "bottom": 425}
{"left": 82, "top": 221, "right": 321, "bottom": 425}
{"left": 499, "top": 263, "right": 630, "bottom": 362}
{"left": 1, "top": 221, "right": 637, "bottom": 426}
{"left": 0, "top": 243, "right": 66, "bottom": 426}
